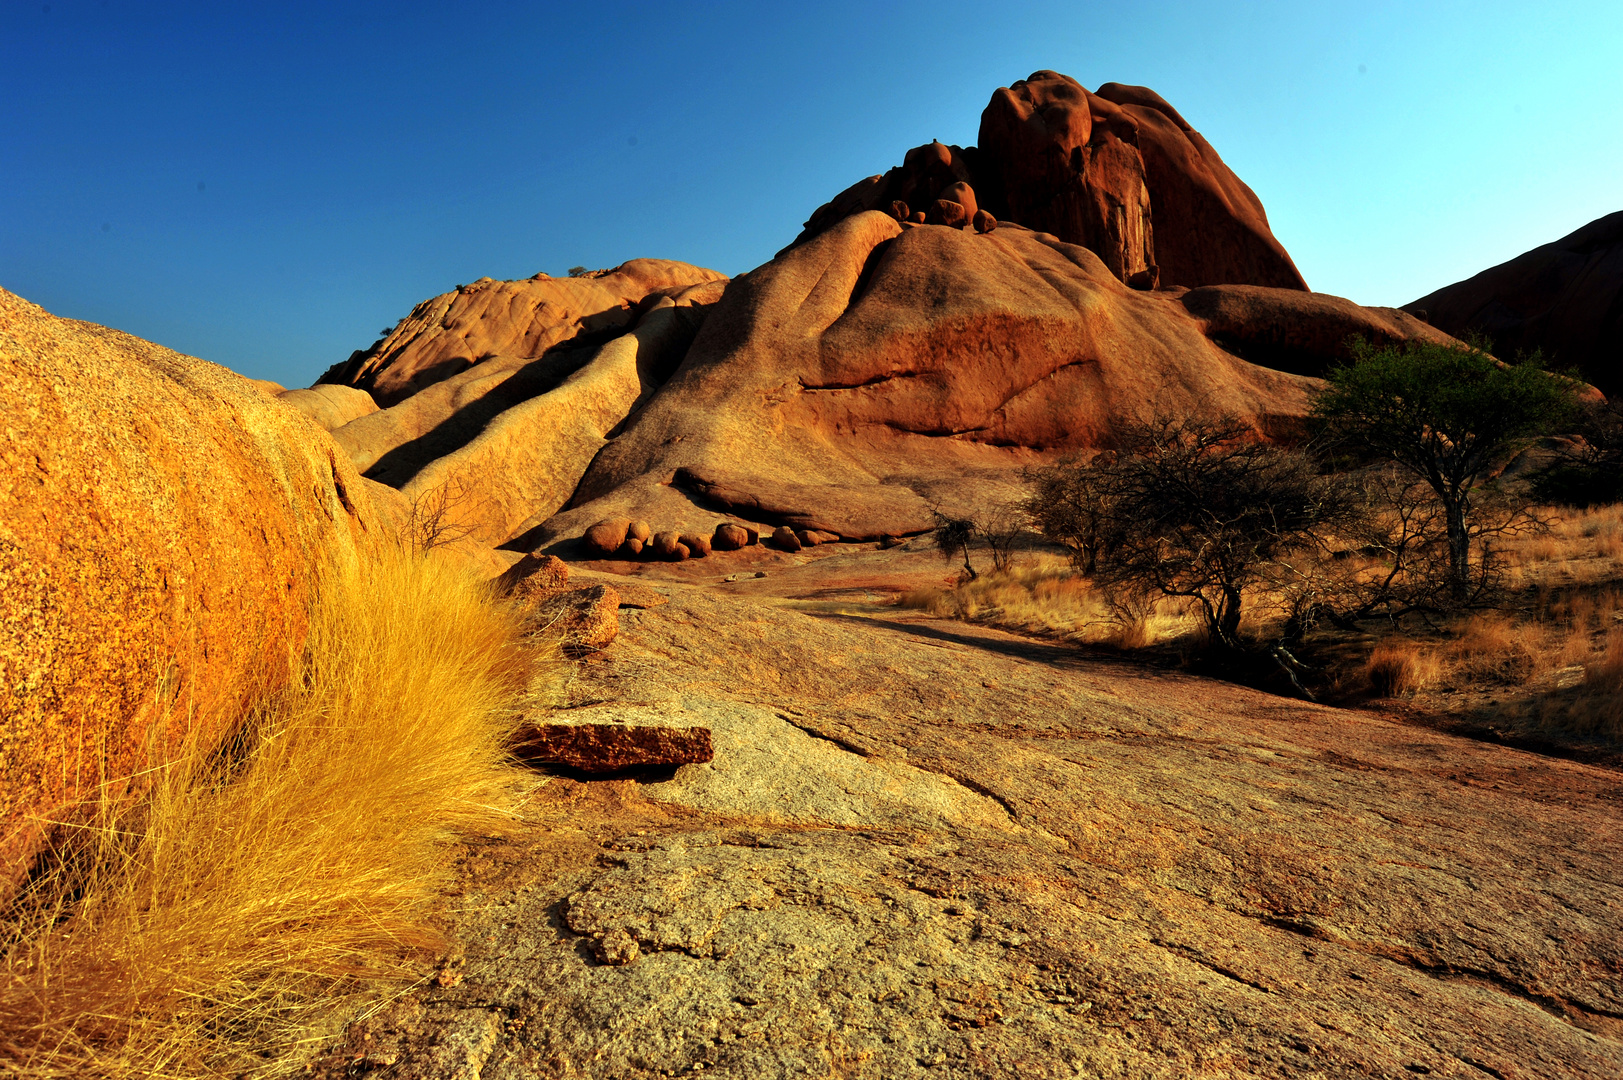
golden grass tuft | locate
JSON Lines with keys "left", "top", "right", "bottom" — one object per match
{"left": 0, "top": 546, "right": 543, "bottom": 1078}
{"left": 1365, "top": 639, "right": 1441, "bottom": 697}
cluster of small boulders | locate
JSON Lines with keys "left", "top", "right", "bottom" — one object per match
{"left": 582, "top": 518, "right": 852, "bottom": 560}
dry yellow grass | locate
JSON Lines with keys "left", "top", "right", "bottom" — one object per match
{"left": 0, "top": 546, "right": 546, "bottom": 1078}
{"left": 1365, "top": 639, "right": 1442, "bottom": 697}
{"left": 895, "top": 556, "right": 1199, "bottom": 647}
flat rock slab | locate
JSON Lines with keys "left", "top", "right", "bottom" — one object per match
{"left": 333, "top": 578, "right": 1623, "bottom": 1079}
{"left": 512, "top": 722, "right": 713, "bottom": 772}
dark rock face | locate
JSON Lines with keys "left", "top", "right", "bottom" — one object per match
{"left": 1406, "top": 210, "right": 1623, "bottom": 395}
{"left": 788, "top": 70, "right": 1307, "bottom": 292}
{"left": 511, "top": 723, "right": 714, "bottom": 772}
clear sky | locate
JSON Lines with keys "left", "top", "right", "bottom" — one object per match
{"left": 4, "top": 0, "right": 1621, "bottom": 388}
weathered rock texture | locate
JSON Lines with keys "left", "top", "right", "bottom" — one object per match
{"left": 320, "top": 264, "right": 725, "bottom": 545}
{"left": 334, "top": 575, "right": 1623, "bottom": 1079}
{"left": 1407, "top": 210, "right": 1623, "bottom": 395}
{"left": 510, "top": 723, "right": 714, "bottom": 772}
{"left": 791, "top": 71, "right": 1307, "bottom": 292}
{"left": 0, "top": 288, "right": 381, "bottom": 885}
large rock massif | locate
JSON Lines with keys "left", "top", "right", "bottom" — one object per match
{"left": 312, "top": 73, "right": 1453, "bottom": 553}
{"left": 0, "top": 288, "right": 384, "bottom": 884}
{"left": 326, "top": 555, "right": 1623, "bottom": 1079}
{"left": 1407, "top": 210, "right": 1623, "bottom": 396}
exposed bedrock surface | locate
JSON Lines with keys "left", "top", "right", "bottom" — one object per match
{"left": 341, "top": 569, "right": 1623, "bottom": 1079}
{"left": 1407, "top": 210, "right": 1623, "bottom": 396}
{"left": 0, "top": 288, "right": 384, "bottom": 886}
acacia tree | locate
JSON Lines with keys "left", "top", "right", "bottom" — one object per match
{"left": 1313, "top": 339, "right": 1580, "bottom": 600}
{"left": 1027, "top": 416, "right": 1352, "bottom": 651}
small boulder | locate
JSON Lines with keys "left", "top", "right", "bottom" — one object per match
{"left": 807, "top": 529, "right": 840, "bottom": 545}
{"left": 583, "top": 518, "right": 631, "bottom": 557}
{"left": 937, "top": 181, "right": 978, "bottom": 220}
{"left": 771, "top": 525, "right": 803, "bottom": 552}
{"left": 712, "top": 523, "right": 750, "bottom": 551}
{"left": 680, "top": 532, "right": 712, "bottom": 558}
{"left": 672, "top": 541, "right": 691, "bottom": 561}
{"left": 527, "top": 584, "right": 620, "bottom": 653}
{"left": 795, "top": 529, "right": 821, "bottom": 547}
{"left": 972, "top": 210, "right": 997, "bottom": 234}
{"left": 909, "top": 211, "right": 926, "bottom": 224}
{"left": 888, "top": 200, "right": 911, "bottom": 221}
{"left": 650, "top": 530, "right": 683, "bottom": 558}
{"left": 620, "top": 536, "right": 644, "bottom": 556}
{"left": 627, "top": 520, "right": 653, "bottom": 544}
{"left": 1127, "top": 266, "right": 1161, "bottom": 291}
{"left": 496, "top": 551, "right": 569, "bottom": 598}
{"left": 927, "top": 199, "right": 971, "bottom": 228}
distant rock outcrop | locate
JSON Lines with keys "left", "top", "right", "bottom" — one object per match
{"left": 788, "top": 71, "right": 1307, "bottom": 292}
{"left": 1406, "top": 210, "right": 1623, "bottom": 395}
{"left": 0, "top": 288, "right": 382, "bottom": 887}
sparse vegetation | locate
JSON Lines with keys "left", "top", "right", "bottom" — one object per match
{"left": 0, "top": 547, "right": 551, "bottom": 1078}
{"left": 1314, "top": 339, "right": 1581, "bottom": 599}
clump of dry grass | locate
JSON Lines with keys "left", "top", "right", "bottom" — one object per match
{"left": 894, "top": 556, "right": 1199, "bottom": 647}
{"left": 0, "top": 546, "right": 543, "bottom": 1078}
{"left": 1365, "top": 639, "right": 1442, "bottom": 697}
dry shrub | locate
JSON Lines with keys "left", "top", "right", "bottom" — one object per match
{"left": 1365, "top": 639, "right": 1439, "bottom": 697}
{"left": 0, "top": 546, "right": 542, "bottom": 1078}
{"left": 1447, "top": 612, "right": 1539, "bottom": 685}
{"left": 1532, "top": 630, "right": 1623, "bottom": 741}
{"left": 896, "top": 588, "right": 956, "bottom": 617}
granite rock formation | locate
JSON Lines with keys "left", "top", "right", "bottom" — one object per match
{"left": 790, "top": 71, "right": 1307, "bottom": 292}
{"left": 0, "top": 288, "right": 382, "bottom": 885}
{"left": 1406, "top": 210, "right": 1623, "bottom": 395}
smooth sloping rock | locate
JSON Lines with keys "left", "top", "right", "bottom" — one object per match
{"left": 1180, "top": 284, "right": 1459, "bottom": 375}
{"left": 1093, "top": 81, "right": 1309, "bottom": 290}
{"left": 510, "top": 722, "right": 713, "bottom": 772}
{"left": 276, "top": 384, "right": 379, "bottom": 431}
{"left": 521, "top": 213, "right": 1413, "bottom": 550}
{"left": 344, "top": 581, "right": 1623, "bottom": 1079}
{"left": 1406, "top": 210, "right": 1623, "bottom": 395}
{"left": 0, "top": 288, "right": 380, "bottom": 886}
{"left": 320, "top": 261, "right": 726, "bottom": 406}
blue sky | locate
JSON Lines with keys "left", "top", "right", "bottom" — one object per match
{"left": 4, "top": 0, "right": 1621, "bottom": 387}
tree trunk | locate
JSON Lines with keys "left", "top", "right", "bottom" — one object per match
{"left": 1444, "top": 496, "right": 1470, "bottom": 601}
{"left": 1217, "top": 585, "right": 1244, "bottom": 648}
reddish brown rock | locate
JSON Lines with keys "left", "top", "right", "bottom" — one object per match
{"left": 509, "top": 723, "right": 713, "bottom": 772}
{"left": 908, "top": 211, "right": 926, "bottom": 224}
{"left": 978, "top": 71, "right": 1154, "bottom": 283}
{"left": 620, "top": 536, "right": 644, "bottom": 557}
{"left": 527, "top": 584, "right": 620, "bottom": 653}
{"left": 926, "top": 199, "right": 971, "bottom": 228}
{"left": 712, "top": 523, "right": 751, "bottom": 551}
{"left": 1406, "top": 210, "right": 1623, "bottom": 395}
{"left": 771, "top": 526, "right": 803, "bottom": 552}
{"left": 627, "top": 520, "right": 652, "bottom": 545}
{"left": 672, "top": 542, "right": 691, "bottom": 561}
{"left": 679, "top": 532, "right": 712, "bottom": 558}
{"left": 1093, "top": 81, "right": 1308, "bottom": 290}
{"left": 972, "top": 210, "right": 997, "bottom": 234}
{"left": 583, "top": 518, "right": 631, "bottom": 557}
{"left": 937, "top": 181, "right": 978, "bottom": 220}
{"left": 0, "top": 288, "right": 381, "bottom": 887}
{"left": 888, "top": 200, "right": 910, "bottom": 222}
{"left": 650, "top": 531, "right": 684, "bottom": 559}
{"left": 1180, "top": 285, "right": 1458, "bottom": 376}
{"left": 496, "top": 551, "right": 570, "bottom": 599}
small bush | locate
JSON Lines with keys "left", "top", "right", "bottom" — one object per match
{"left": 0, "top": 547, "right": 547, "bottom": 1078}
{"left": 1365, "top": 640, "right": 1438, "bottom": 697}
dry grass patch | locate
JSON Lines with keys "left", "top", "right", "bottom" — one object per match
{"left": 0, "top": 547, "right": 549, "bottom": 1078}
{"left": 1365, "top": 639, "right": 1442, "bottom": 697}
{"left": 895, "top": 556, "right": 1200, "bottom": 648}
